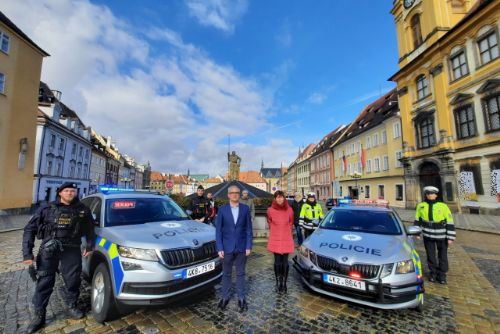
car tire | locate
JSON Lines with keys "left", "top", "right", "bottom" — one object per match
{"left": 91, "top": 263, "right": 120, "bottom": 323}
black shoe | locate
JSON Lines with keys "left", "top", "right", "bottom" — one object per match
{"left": 217, "top": 299, "right": 229, "bottom": 310}
{"left": 438, "top": 277, "right": 447, "bottom": 284}
{"left": 27, "top": 309, "right": 46, "bottom": 334}
{"left": 238, "top": 299, "right": 248, "bottom": 312}
{"left": 67, "top": 304, "right": 84, "bottom": 320}
{"left": 428, "top": 275, "right": 436, "bottom": 283}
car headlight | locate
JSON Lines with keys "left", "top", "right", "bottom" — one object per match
{"left": 380, "top": 263, "right": 394, "bottom": 278}
{"left": 395, "top": 260, "right": 415, "bottom": 274}
{"left": 118, "top": 246, "right": 159, "bottom": 261}
{"left": 299, "top": 245, "right": 310, "bottom": 258}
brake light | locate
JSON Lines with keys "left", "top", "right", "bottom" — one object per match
{"left": 349, "top": 271, "right": 362, "bottom": 279}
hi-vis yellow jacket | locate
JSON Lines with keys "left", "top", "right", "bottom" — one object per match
{"left": 299, "top": 203, "right": 324, "bottom": 230}
{"left": 415, "top": 201, "right": 456, "bottom": 240}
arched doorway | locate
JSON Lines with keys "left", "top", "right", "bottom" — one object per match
{"left": 419, "top": 162, "right": 442, "bottom": 201}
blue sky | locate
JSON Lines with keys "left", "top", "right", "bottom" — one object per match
{"left": 3, "top": 0, "right": 399, "bottom": 175}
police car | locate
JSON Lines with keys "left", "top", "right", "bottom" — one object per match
{"left": 293, "top": 199, "right": 424, "bottom": 311}
{"left": 81, "top": 188, "right": 222, "bottom": 322}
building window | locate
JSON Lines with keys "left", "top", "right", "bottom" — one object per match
{"left": 339, "top": 186, "right": 343, "bottom": 197}
{"left": 454, "top": 104, "right": 477, "bottom": 139}
{"left": 59, "top": 138, "right": 65, "bottom": 151}
{"left": 378, "top": 185, "right": 385, "bottom": 199}
{"left": 450, "top": 50, "right": 469, "bottom": 80}
{"left": 416, "top": 115, "right": 436, "bottom": 149}
{"left": 396, "top": 184, "right": 404, "bottom": 201}
{"left": 71, "top": 143, "right": 76, "bottom": 155}
{"left": 0, "top": 31, "right": 9, "bottom": 54}
{"left": 47, "top": 160, "right": 53, "bottom": 175}
{"left": 416, "top": 75, "right": 429, "bottom": 100}
{"left": 49, "top": 134, "right": 56, "bottom": 148}
{"left": 365, "top": 185, "right": 370, "bottom": 199}
{"left": 374, "top": 158, "right": 380, "bottom": 172}
{"left": 395, "top": 151, "right": 403, "bottom": 168}
{"left": 460, "top": 163, "right": 484, "bottom": 195}
{"left": 56, "top": 162, "right": 62, "bottom": 176}
{"left": 366, "top": 160, "right": 372, "bottom": 173}
{"left": 0, "top": 73, "right": 5, "bottom": 94}
{"left": 482, "top": 94, "right": 500, "bottom": 132}
{"left": 383, "top": 155, "right": 389, "bottom": 171}
{"left": 79, "top": 147, "right": 83, "bottom": 157}
{"left": 393, "top": 122, "right": 401, "bottom": 139}
{"left": 381, "top": 130, "right": 387, "bottom": 144}
{"left": 411, "top": 14, "right": 423, "bottom": 49}
{"left": 373, "top": 133, "right": 379, "bottom": 146}
{"left": 477, "top": 30, "right": 499, "bottom": 65}
{"left": 366, "top": 136, "right": 372, "bottom": 149}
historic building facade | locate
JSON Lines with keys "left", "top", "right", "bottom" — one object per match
{"left": 0, "top": 11, "right": 48, "bottom": 210}
{"left": 390, "top": 0, "right": 500, "bottom": 214}
{"left": 333, "top": 90, "right": 406, "bottom": 207}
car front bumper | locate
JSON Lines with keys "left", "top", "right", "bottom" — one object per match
{"left": 293, "top": 256, "right": 424, "bottom": 310}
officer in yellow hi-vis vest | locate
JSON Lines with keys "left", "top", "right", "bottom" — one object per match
{"left": 299, "top": 193, "right": 324, "bottom": 239}
{"left": 414, "top": 186, "right": 455, "bottom": 284}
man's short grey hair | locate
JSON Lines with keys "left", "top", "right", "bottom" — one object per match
{"left": 228, "top": 185, "right": 240, "bottom": 193}
{"left": 242, "top": 190, "right": 249, "bottom": 194}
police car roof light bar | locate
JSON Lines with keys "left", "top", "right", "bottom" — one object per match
{"left": 338, "top": 199, "right": 389, "bottom": 208}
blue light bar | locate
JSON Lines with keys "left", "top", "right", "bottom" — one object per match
{"left": 338, "top": 199, "right": 352, "bottom": 205}
{"left": 98, "top": 186, "right": 132, "bottom": 193}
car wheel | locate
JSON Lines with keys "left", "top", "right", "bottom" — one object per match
{"left": 92, "top": 263, "right": 119, "bottom": 323}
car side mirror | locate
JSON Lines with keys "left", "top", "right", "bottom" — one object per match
{"left": 406, "top": 225, "right": 421, "bottom": 235}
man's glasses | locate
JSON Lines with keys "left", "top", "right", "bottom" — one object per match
{"left": 228, "top": 192, "right": 240, "bottom": 195}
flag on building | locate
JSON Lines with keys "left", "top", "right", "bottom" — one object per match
{"left": 360, "top": 144, "right": 366, "bottom": 169}
{"left": 342, "top": 151, "right": 347, "bottom": 173}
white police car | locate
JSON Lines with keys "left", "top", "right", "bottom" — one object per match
{"left": 81, "top": 188, "right": 222, "bottom": 322}
{"left": 293, "top": 199, "right": 424, "bottom": 311}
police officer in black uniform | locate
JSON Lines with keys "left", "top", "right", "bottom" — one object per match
{"left": 187, "top": 185, "right": 209, "bottom": 223}
{"left": 22, "top": 182, "right": 95, "bottom": 333}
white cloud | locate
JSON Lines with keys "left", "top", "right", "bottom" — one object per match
{"left": 185, "top": 0, "right": 249, "bottom": 33}
{"left": 307, "top": 92, "right": 326, "bottom": 105}
{"left": 2, "top": 0, "right": 293, "bottom": 175}
{"left": 275, "top": 19, "right": 292, "bottom": 48}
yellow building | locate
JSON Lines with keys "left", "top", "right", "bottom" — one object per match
{"left": 390, "top": 0, "right": 500, "bottom": 214}
{"left": 333, "top": 90, "right": 406, "bottom": 207}
{"left": 0, "top": 12, "right": 48, "bottom": 210}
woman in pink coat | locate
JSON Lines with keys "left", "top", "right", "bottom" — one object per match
{"left": 267, "top": 190, "right": 294, "bottom": 293}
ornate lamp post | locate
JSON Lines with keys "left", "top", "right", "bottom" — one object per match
{"left": 349, "top": 171, "right": 362, "bottom": 198}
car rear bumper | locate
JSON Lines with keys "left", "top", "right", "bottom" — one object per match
{"left": 293, "top": 256, "right": 424, "bottom": 310}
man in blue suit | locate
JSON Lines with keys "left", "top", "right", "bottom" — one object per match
{"left": 215, "top": 185, "right": 253, "bottom": 312}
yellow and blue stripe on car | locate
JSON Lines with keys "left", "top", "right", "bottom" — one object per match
{"left": 95, "top": 236, "right": 124, "bottom": 294}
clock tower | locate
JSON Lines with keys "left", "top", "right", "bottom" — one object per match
{"left": 391, "top": 0, "right": 474, "bottom": 67}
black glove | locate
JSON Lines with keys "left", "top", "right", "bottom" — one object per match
{"left": 28, "top": 264, "right": 37, "bottom": 282}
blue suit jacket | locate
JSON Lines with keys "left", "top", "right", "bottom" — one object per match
{"left": 215, "top": 203, "right": 253, "bottom": 253}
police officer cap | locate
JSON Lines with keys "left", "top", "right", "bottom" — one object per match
{"left": 58, "top": 182, "right": 77, "bottom": 193}
{"left": 423, "top": 186, "right": 439, "bottom": 194}
{"left": 197, "top": 185, "right": 204, "bottom": 190}
{"left": 307, "top": 192, "right": 316, "bottom": 198}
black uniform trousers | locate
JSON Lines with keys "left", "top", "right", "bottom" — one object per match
{"left": 33, "top": 246, "right": 82, "bottom": 311}
{"left": 423, "top": 237, "right": 448, "bottom": 280}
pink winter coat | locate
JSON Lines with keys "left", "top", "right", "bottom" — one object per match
{"left": 267, "top": 200, "right": 295, "bottom": 254}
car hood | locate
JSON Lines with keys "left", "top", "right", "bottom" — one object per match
{"left": 305, "top": 228, "right": 412, "bottom": 265}
{"left": 98, "top": 220, "right": 215, "bottom": 250}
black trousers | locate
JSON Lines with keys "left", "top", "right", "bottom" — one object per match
{"left": 423, "top": 238, "right": 448, "bottom": 280}
{"left": 274, "top": 253, "right": 289, "bottom": 267}
{"left": 33, "top": 247, "right": 82, "bottom": 311}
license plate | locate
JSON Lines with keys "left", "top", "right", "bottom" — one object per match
{"left": 323, "top": 274, "right": 366, "bottom": 291}
{"left": 184, "top": 262, "right": 215, "bottom": 278}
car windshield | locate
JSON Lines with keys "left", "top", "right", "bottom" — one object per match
{"left": 319, "top": 209, "right": 402, "bottom": 235}
{"left": 105, "top": 197, "right": 188, "bottom": 227}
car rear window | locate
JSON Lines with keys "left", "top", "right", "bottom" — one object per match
{"left": 320, "top": 209, "right": 402, "bottom": 235}
{"left": 105, "top": 197, "right": 188, "bottom": 227}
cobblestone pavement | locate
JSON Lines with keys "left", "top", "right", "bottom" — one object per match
{"left": 1, "top": 230, "right": 499, "bottom": 334}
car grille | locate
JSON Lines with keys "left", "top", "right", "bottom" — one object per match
{"left": 122, "top": 263, "right": 222, "bottom": 295}
{"left": 316, "top": 254, "right": 380, "bottom": 279}
{"left": 161, "top": 241, "right": 217, "bottom": 268}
